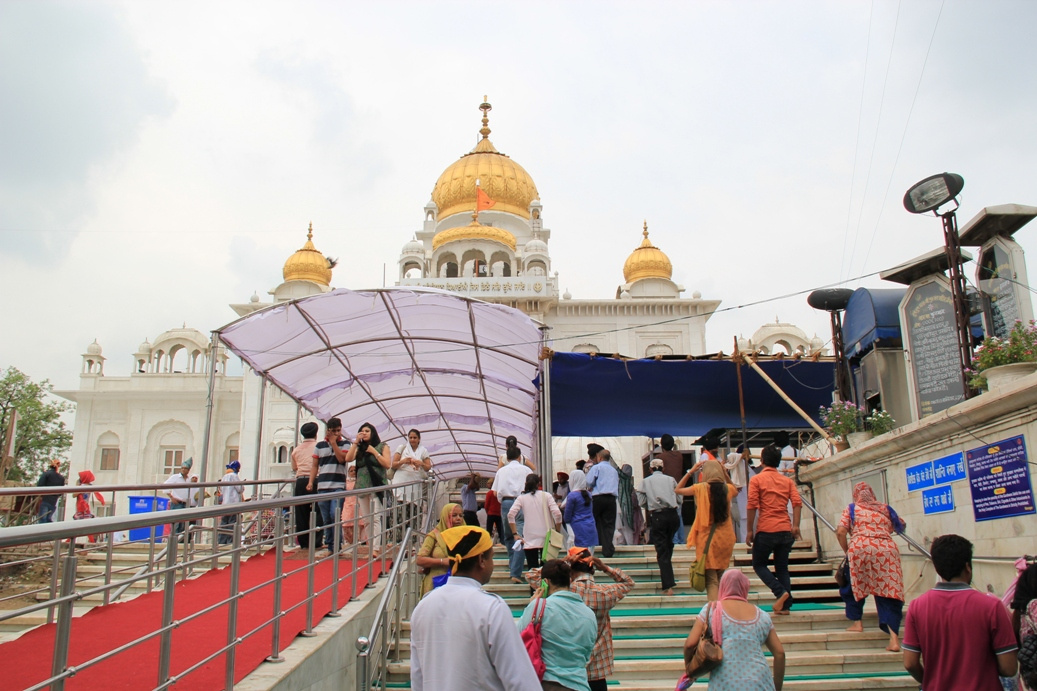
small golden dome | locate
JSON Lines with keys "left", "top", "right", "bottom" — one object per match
{"left": 283, "top": 223, "right": 332, "bottom": 286}
{"left": 430, "top": 98, "right": 539, "bottom": 220}
{"left": 432, "top": 214, "right": 517, "bottom": 251}
{"left": 623, "top": 221, "right": 673, "bottom": 283}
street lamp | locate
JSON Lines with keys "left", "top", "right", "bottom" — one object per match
{"left": 903, "top": 172, "right": 973, "bottom": 397}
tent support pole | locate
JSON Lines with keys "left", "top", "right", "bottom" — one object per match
{"left": 252, "top": 375, "right": 267, "bottom": 499}
{"left": 199, "top": 332, "right": 220, "bottom": 488}
{"left": 733, "top": 338, "right": 750, "bottom": 482}
{"left": 743, "top": 358, "right": 831, "bottom": 440}
{"left": 538, "top": 328, "right": 553, "bottom": 481}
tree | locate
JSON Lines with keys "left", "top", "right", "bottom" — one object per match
{"left": 0, "top": 367, "right": 74, "bottom": 483}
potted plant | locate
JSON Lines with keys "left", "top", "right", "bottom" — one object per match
{"left": 866, "top": 409, "right": 896, "bottom": 436}
{"left": 968, "top": 320, "right": 1037, "bottom": 389}
{"left": 820, "top": 400, "right": 865, "bottom": 449}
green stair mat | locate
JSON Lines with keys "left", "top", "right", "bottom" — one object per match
{"left": 509, "top": 602, "right": 845, "bottom": 617}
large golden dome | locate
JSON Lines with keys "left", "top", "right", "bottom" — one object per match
{"left": 623, "top": 222, "right": 673, "bottom": 283}
{"left": 283, "top": 223, "right": 332, "bottom": 285}
{"left": 431, "top": 99, "right": 539, "bottom": 219}
{"left": 432, "top": 214, "right": 516, "bottom": 251}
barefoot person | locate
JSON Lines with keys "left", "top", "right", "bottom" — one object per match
{"left": 836, "top": 481, "right": 907, "bottom": 652}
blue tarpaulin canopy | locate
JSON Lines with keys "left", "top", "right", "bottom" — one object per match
{"left": 842, "top": 288, "right": 906, "bottom": 359}
{"left": 548, "top": 352, "right": 837, "bottom": 437}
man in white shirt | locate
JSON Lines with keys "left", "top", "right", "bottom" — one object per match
{"left": 164, "top": 457, "right": 194, "bottom": 538}
{"left": 637, "top": 459, "right": 682, "bottom": 595}
{"left": 723, "top": 444, "right": 751, "bottom": 542}
{"left": 491, "top": 446, "right": 534, "bottom": 582}
{"left": 410, "top": 526, "right": 540, "bottom": 691}
{"left": 217, "top": 461, "right": 243, "bottom": 545}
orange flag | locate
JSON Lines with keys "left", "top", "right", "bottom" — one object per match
{"left": 476, "top": 186, "right": 496, "bottom": 211}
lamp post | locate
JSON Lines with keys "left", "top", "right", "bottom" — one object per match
{"left": 903, "top": 172, "right": 973, "bottom": 397}
{"left": 807, "top": 288, "right": 854, "bottom": 402}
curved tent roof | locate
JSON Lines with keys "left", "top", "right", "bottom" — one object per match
{"left": 216, "top": 287, "right": 543, "bottom": 480}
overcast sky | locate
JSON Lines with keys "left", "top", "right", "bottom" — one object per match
{"left": 3, "top": 0, "right": 1037, "bottom": 394}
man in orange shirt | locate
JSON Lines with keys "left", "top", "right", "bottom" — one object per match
{"left": 746, "top": 443, "right": 802, "bottom": 614}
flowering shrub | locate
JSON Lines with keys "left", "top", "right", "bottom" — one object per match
{"left": 968, "top": 320, "right": 1037, "bottom": 388}
{"left": 820, "top": 400, "right": 863, "bottom": 438}
{"left": 866, "top": 409, "right": 896, "bottom": 436}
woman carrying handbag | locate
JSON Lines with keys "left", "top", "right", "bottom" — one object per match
{"left": 680, "top": 570, "right": 785, "bottom": 690}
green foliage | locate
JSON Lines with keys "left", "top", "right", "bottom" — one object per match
{"left": 968, "top": 320, "right": 1037, "bottom": 388}
{"left": 819, "top": 400, "right": 863, "bottom": 438}
{"left": 865, "top": 409, "right": 896, "bottom": 436}
{"left": 0, "top": 367, "right": 74, "bottom": 482}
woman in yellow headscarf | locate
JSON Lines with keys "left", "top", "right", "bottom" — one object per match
{"left": 677, "top": 458, "right": 738, "bottom": 601}
{"left": 415, "top": 503, "right": 465, "bottom": 597}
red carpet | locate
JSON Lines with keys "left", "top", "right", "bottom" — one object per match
{"left": 2, "top": 551, "right": 386, "bottom": 690}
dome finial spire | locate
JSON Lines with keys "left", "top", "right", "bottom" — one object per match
{"left": 307, "top": 222, "right": 313, "bottom": 241}
{"left": 479, "top": 96, "right": 492, "bottom": 139}
{"left": 643, "top": 219, "right": 649, "bottom": 240}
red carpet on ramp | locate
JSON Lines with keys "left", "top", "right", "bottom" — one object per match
{"left": 1, "top": 551, "right": 386, "bottom": 690}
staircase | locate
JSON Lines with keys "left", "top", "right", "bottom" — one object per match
{"left": 387, "top": 541, "right": 918, "bottom": 690}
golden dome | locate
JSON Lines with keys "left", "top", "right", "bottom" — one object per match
{"left": 623, "top": 221, "right": 673, "bottom": 283}
{"left": 430, "top": 99, "right": 539, "bottom": 219}
{"left": 432, "top": 214, "right": 517, "bottom": 251}
{"left": 283, "top": 223, "right": 332, "bottom": 286}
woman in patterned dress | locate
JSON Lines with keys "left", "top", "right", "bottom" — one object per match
{"left": 1012, "top": 562, "right": 1037, "bottom": 690}
{"left": 835, "top": 482, "right": 906, "bottom": 652}
{"left": 682, "top": 569, "right": 785, "bottom": 690}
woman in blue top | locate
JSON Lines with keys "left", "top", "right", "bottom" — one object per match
{"left": 563, "top": 489, "right": 598, "bottom": 553}
{"left": 682, "top": 569, "right": 785, "bottom": 690}
{"left": 518, "top": 559, "right": 598, "bottom": 691}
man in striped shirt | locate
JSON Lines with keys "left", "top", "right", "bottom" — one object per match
{"left": 308, "top": 417, "right": 350, "bottom": 554}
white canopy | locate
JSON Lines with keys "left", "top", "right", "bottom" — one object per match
{"left": 216, "top": 287, "right": 544, "bottom": 480}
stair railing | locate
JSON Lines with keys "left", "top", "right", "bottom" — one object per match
{"left": 799, "top": 495, "right": 932, "bottom": 560}
{"left": 355, "top": 478, "right": 438, "bottom": 691}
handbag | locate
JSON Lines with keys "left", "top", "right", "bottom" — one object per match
{"left": 689, "top": 522, "right": 718, "bottom": 592}
{"left": 834, "top": 557, "right": 849, "bottom": 588}
{"left": 520, "top": 596, "right": 547, "bottom": 680}
{"left": 685, "top": 602, "right": 723, "bottom": 680}
{"left": 539, "top": 493, "right": 564, "bottom": 562}
{"left": 1019, "top": 632, "right": 1037, "bottom": 688}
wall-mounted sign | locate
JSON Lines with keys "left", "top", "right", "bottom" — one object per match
{"left": 966, "top": 435, "right": 1036, "bottom": 522}
{"left": 922, "top": 485, "right": 956, "bottom": 515}
{"left": 906, "top": 460, "right": 935, "bottom": 492}
{"left": 932, "top": 451, "right": 966, "bottom": 485}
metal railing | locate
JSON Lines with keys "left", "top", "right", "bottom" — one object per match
{"left": 0, "top": 478, "right": 432, "bottom": 691}
{"left": 799, "top": 495, "right": 932, "bottom": 560}
{"left": 355, "top": 481, "right": 440, "bottom": 691}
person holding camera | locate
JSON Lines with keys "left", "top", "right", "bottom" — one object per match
{"left": 344, "top": 422, "right": 392, "bottom": 557}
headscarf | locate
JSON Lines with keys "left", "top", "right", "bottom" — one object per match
{"left": 441, "top": 526, "right": 493, "bottom": 575}
{"left": 711, "top": 569, "right": 750, "bottom": 645}
{"left": 852, "top": 481, "right": 883, "bottom": 511}
{"left": 569, "top": 467, "right": 588, "bottom": 491}
{"left": 700, "top": 459, "right": 727, "bottom": 484}
{"left": 436, "top": 503, "right": 459, "bottom": 533}
{"left": 77, "top": 470, "right": 105, "bottom": 504}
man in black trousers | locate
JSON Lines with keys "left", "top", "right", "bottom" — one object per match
{"left": 637, "top": 458, "right": 681, "bottom": 595}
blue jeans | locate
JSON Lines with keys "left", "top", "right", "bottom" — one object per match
{"left": 500, "top": 497, "right": 525, "bottom": 579}
{"left": 317, "top": 492, "right": 343, "bottom": 550}
{"left": 38, "top": 500, "right": 58, "bottom": 524}
{"left": 751, "top": 530, "right": 795, "bottom": 608}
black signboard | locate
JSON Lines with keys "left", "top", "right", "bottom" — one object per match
{"left": 905, "top": 279, "right": 966, "bottom": 417}
{"left": 978, "top": 242, "right": 1021, "bottom": 340}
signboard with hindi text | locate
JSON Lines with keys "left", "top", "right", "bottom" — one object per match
{"left": 932, "top": 451, "right": 966, "bottom": 485}
{"left": 901, "top": 277, "right": 967, "bottom": 419}
{"left": 922, "top": 485, "right": 955, "bottom": 515}
{"left": 906, "top": 460, "right": 935, "bottom": 492}
{"left": 966, "top": 435, "right": 1036, "bottom": 522}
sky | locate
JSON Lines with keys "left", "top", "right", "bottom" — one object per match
{"left": 3, "top": 0, "right": 1037, "bottom": 395}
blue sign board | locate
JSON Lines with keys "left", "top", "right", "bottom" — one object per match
{"left": 906, "top": 461, "right": 935, "bottom": 492}
{"left": 922, "top": 485, "right": 955, "bottom": 515}
{"left": 966, "top": 435, "right": 1037, "bottom": 522}
{"left": 932, "top": 452, "right": 966, "bottom": 485}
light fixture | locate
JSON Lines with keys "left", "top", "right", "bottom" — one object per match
{"left": 903, "top": 173, "right": 965, "bottom": 215}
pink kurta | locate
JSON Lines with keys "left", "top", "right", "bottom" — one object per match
{"left": 838, "top": 502, "right": 904, "bottom": 602}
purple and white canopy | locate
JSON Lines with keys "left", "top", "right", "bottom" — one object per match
{"left": 216, "top": 287, "right": 544, "bottom": 480}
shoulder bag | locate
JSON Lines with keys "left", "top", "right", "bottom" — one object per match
{"left": 689, "top": 521, "right": 718, "bottom": 592}
{"left": 520, "top": 596, "right": 547, "bottom": 680}
{"left": 685, "top": 602, "right": 723, "bottom": 680}
{"left": 540, "top": 493, "right": 564, "bottom": 562}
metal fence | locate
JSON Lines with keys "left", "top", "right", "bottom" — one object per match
{"left": 0, "top": 478, "right": 433, "bottom": 690}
